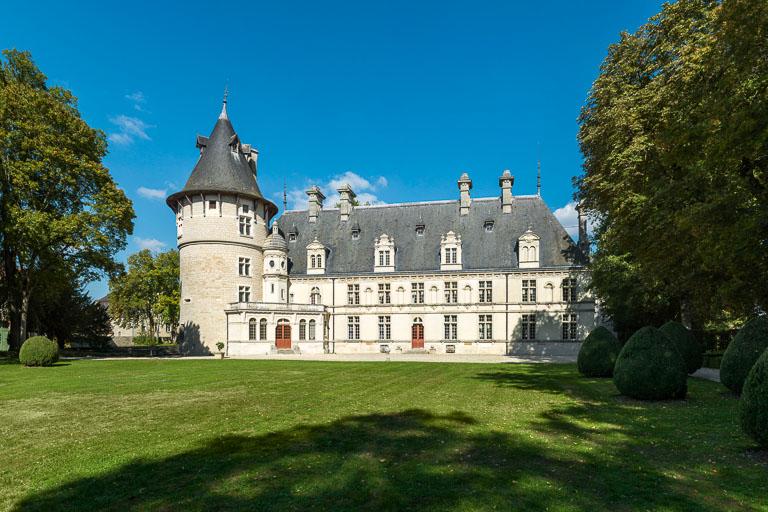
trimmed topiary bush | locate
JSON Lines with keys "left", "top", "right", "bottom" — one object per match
{"left": 740, "top": 347, "right": 768, "bottom": 448}
{"left": 721, "top": 316, "right": 768, "bottom": 395}
{"left": 660, "top": 321, "right": 703, "bottom": 374}
{"left": 613, "top": 326, "right": 687, "bottom": 400}
{"left": 577, "top": 326, "right": 621, "bottom": 377}
{"left": 19, "top": 336, "right": 59, "bottom": 367}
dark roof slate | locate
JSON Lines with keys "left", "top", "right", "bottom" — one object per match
{"left": 278, "top": 196, "right": 583, "bottom": 275}
{"left": 168, "top": 105, "right": 276, "bottom": 215}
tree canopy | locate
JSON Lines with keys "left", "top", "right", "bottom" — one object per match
{"left": 577, "top": 0, "right": 768, "bottom": 331}
{"left": 0, "top": 49, "right": 135, "bottom": 349}
{"left": 108, "top": 249, "right": 180, "bottom": 341}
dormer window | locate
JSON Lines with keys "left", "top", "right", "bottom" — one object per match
{"left": 306, "top": 238, "right": 326, "bottom": 275}
{"left": 415, "top": 225, "right": 425, "bottom": 236}
{"left": 288, "top": 232, "right": 297, "bottom": 242}
{"left": 518, "top": 229, "right": 541, "bottom": 269}
{"left": 242, "top": 204, "right": 249, "bottom": 214}
{"left": 440, "top": 231, "right": 463, "bottom": 271}
{"left": 351, "top": 229, "right": 360, "bottom": 240}
{"left": 208, "top": 200, "right": 217, "bottom": 210}
{"left": 374, "top": 234, "right": 396, "bottom": 273}
{"left": 484, "top": 220, "right": 494, "bottom": 232}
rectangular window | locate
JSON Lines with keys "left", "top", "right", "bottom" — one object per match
{"left": 479, "top": 281, "right": 493, "bottom": 303}
{"left": 241, "top": 204, "right": 249, "bottom": 214}
{"left": 378, "top": 249, "right": 391, "bottom": 267}
{"left": 347, "top": 316, "right": 360, "bottom": 340}
{"left": 562, "top": 313, "right": 578, "bottom": 340}
{"left": 238, "top": 286, "right": 251, "bottom": 303}
{"left": 208, "top": 200, "right": 217, "bottom": 210}
{"left": 444, "top": 281, "right": 458, "bottom": 304}
{"left": 378, "top": 316, "right": 391, "bottom": 340}
{"left": 309, "top": 320, "right": 316, "bottom": 341}
{"left": 479, "top": 314, "right": 493, "bottom": 340}
{"left": 444, "top": 315, "right": 458, "bottom": 340}
{"left": 347, "top": 284, "right": 360, "bottom": 305}
{"left": 445, "top": 247, "right": 457, "bottom": 264}
{"left": 562, "top": 278, "right": 577, "bottom": 302}
{"left": 238, "top": 257, "right": 251, "bottom": 277}
{"left": 522, "top": 279, "right": 537, "bottom": 303}
{"left": 378, "top": 283, "right": 391, "bottom": 304}
{"left": 411, "top": 282, "right": 424, "bottom": 304}
{"left": 299, "top": 321, "right": 306, "bottom": 341}
{"left": 521, "top": 314, "right": 536, "bottom": 340}
{"left": 239, "top": 216, "right": 252, "bottom": 236}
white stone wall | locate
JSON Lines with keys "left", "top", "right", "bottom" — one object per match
{"left": 176, "top": 193, "right": 268, "bottom": 353}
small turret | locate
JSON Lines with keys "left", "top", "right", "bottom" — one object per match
{"left": 263, "top": 224, "right": 289, "bottom": 303}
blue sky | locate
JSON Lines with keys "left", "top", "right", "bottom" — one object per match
{"left": 1, "top": 0, "right": 663, "bottom": 298}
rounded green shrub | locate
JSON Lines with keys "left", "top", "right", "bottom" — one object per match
{"left": 740, "top": 347, "right": 768, "bottom": 448}
{"left": 577, "top": 326, "right": 621, "bottom": 377}
{"left": 720, "top": 316, "right": 768, "bottom": 395}
{"left": 660, "top": 321, "right": 703, "bottom": 374}
{"left": 19, "top": 336, "right": 59, "bottom": 367}
{"left": 613, "top": 326, "right": 687, "bottom": 400}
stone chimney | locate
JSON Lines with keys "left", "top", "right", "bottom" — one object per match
{"left": 577, "top": 203, "right": 590, "bottom": 256}
{"left": 458, "top": 173, "right": 472, "bottom": 216}
{"left": 499, "top": 170, "right": 514, "bottom": 213}
{"left": 306, "top": 186, "right": 325, "bottom": 223}
{"left": 337, "top": 183, "right": 356, "bottom": 222}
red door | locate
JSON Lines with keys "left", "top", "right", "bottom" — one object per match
{"left": 276, "top": 322, "right": 291, "bottom": 349}
{"left": 411, "top": 323, "right": 424, "bottom": 349}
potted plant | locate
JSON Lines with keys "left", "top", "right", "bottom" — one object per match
{"left": 215, "top": 341, "right": 225, "bottom": 359}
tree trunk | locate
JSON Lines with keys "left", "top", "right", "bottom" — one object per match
{"left": 680, "top": 299, "right": 693, "bottom": 329}
{"left": 19, "top": 285, "right": 31, "bottom": 344}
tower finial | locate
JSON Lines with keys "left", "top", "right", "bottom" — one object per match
{"left": 219, "top": 84, "right": 229, "bottom": 119}
{"left": 283, "top": 179, "right": 288, "bottom": 213}
{"left": 537, "top": 159, "right": 541, "bottom": 197}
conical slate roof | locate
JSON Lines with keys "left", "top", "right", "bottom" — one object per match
{"left": 167, "top": 101, "right": 277, "bottom": 217}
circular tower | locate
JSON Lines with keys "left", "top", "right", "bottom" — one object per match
{"left": 262, "top": 224, "right": 289, "bottom": 303}
{"left": 166, "top": 98, "right": 277, "bottom": 354}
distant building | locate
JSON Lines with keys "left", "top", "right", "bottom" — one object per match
{"left": 167, "top": 99, "right": 596, "bottom": 355}
{"left": 96, "top": 296, "right": 174, "bottom": 346}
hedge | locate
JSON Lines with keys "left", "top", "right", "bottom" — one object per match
{"left": 577, "top": 326, "right": 621, "bottom": 377}
{"left": 660, "top": 321, "right": 703, "bottom": 374}
{"left": 720, "top": 316, "right": 768, "bottom": 395}
{"left": 740, "top": 347, "right": 768, "bottom": 447}
{"left": 613, "top": 326, "right": 687, "bottom": 400}
{"left": 19, "top": 336, "right": 59, "bottom": 367}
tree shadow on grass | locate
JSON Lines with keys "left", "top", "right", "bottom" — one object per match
{"left": 13, "top": 408, "right": 748, "bottom": 512}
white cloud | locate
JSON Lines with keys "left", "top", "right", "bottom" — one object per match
{"left": 553, "top": 201, "right": 593, "bottom": 240}
{"left": 109, "top": 115, "right": 153, "bottom": 146}
{"left": 137, "top": 186, "right": 167, "bottom": 200}
{"left": 125, "top": 91, "right": 147, "bottom": 112}
{"left": 283, "top": 171, "right": 389, "bottom": 210}
{"left": 134, "top": 237, "right": 166, "bottom": 252}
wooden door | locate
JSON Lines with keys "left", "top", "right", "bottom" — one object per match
{"left": 411, "top": 323, "right": 424, "bottom": 349}
{"left": 275, "top": 323, "right": 291, "bottom": 349}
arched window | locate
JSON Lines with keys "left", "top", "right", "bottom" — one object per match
{"left": 310, "top": 287, "right": 321, "bottom": 305}
{"left": 317, "top": 254, "right": 322, "bottom": 268}
{"left": 522, "top": 246, "right": 529, "bottom": 261}
{"left": 249, "top": 318, "right": 257, "bottom": 341}
{"left": 531, "top": 246, "right": 537, "bottom": 260}
{"left": 310, "top": 255, "right": 316, "bottom": 268}
{"left": 259, "top": 318, "right": 267, "bottom": 340}
{"left": 544, "top": 283, "right": 554, "bottom": 303}
{"left": 299, "top": 319, "right": 306, "bottom": 340}
{"left": 309, "top": 319, "right": 316, "bottom": 340}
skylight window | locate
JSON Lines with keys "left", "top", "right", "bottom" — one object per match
{"left": 415, "top": 225, "right": 425, "bottom": 236}
{"left": 484, "top": 220, "right": 494, "bottom": 232}
{"left": 351, "top": 229, "right": 360, "bottom": 240}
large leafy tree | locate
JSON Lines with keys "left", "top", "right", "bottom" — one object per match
{"left": 0, "top": 50, "right": 134, "bottom": 350}
{"left": 577, "top": 0, "right": 768, "bottom": 329}
{"left": 108, "top": 249, "right": 179, "bottom": 341}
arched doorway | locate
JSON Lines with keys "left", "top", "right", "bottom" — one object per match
{"left": 276, "top": 319, "right": 291, "bottom": 349}
{"left": 411, "top": 317, "right": 424, "bottom": 349}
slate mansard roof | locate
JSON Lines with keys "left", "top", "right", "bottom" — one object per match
{"left": 167, "top": 102, "right": 277, "bottom": 216}
{"left": 278, "top": 196, "right": 584, "bottom": 275}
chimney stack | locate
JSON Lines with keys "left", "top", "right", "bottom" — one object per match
{"left": 577, "top": 203, "right": 589, "bottom": 256}
{"left": 458, "top": 173, "right": 472, "bottom": 216}
{"left": 337, "top": 183, "right": 356, "bottom": 222}
{"left": 306, "top": 186, "right": 325, "bottom": 223}
{"left": 499, "top": 170, "right": 514, "bottom": 213}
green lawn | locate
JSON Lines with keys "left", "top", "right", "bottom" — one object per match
{"left": 0, "top": 359, "right": 765, "bottom": 511}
